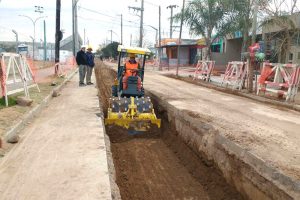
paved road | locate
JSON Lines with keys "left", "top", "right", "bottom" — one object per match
{"left": 0, "top": 74, "right": 112, "bottom": 200}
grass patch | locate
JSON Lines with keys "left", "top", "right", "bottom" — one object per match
{"left": 0, "top": 96, "right": 18, "bottom": 108}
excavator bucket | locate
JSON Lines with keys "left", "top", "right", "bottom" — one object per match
{"left": 105, "top": 96, "right": 161, "bottom": 132}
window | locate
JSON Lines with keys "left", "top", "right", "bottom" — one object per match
{"left": 211, "top": 44, "right": 221, "bottom": 53}
{"left": 289, "top": 53, "right": 293, "bottom": 61}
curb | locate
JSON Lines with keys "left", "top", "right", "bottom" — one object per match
{"left": 166, "top": 74, "right": 300, "bottom": 113}
{"left": 3, "top": 69, "right": 78, "bottom": 142}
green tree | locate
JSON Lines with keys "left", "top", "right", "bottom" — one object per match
{"left": 261, "top": 0, "right": 299, "bottom": 63}
{"left": 174, "top": 0, "right": 237, "bottom": 60}
{"left": 227, "top": 0, "right": 269, "bottom": 55}
{"left": 100, "top": 42, "right": 120, "bottom": 59}
{"left": 0, "top": 44, "right": 16, "bottom": 53}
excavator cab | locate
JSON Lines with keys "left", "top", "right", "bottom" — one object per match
{"left": 105, "top": 45, "right": 161, "bottom": 132}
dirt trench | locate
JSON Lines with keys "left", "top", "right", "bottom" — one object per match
{"left": 95, "top": 63, "right": 244, "bottom": 200}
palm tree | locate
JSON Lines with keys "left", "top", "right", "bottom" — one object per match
{"left": 174, "top": 0, "right": 237, "bottom": 60}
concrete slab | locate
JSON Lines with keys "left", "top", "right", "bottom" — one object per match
{"left": 0, "top": 75, "right": 112, "bottom": 200}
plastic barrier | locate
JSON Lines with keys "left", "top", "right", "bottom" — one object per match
{"left": 0, "top": 53, "right": 40, "bottom": 106}
{"left": 56, "top": 56, "right": 77, "bottom": 76}
{"left": 221, "top": 61, "right": 248, "bottom": 90}
{"left": 257, "top": 62, "right": 300, "bottom": 102}
{"left": 193, "top": 60, "right": 215, "bottom": 82}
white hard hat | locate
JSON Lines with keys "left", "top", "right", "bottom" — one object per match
{"left": 81, "top": 45, "right": 86, "bottom": 49}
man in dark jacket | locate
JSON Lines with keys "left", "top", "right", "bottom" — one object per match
{"left": 76, "top": 45, "right": 88, "bottom": 86}
{"left": 86, "top": 46, "right": 95, "bottom": 85}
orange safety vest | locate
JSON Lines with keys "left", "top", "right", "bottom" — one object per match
{"left": 125, "top": 61, "right": 139, "bottom": 77}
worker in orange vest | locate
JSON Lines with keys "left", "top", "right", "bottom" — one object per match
{"left": 122, "top": 53, "right": 142, "bottom": 91}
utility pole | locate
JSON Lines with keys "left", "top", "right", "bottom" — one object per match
{"left": 30, "top": 36, "right": 34, "bottom": 57}
{"left": 55, "top": 0, "right": 61, "bottom": 75}
{"left": 121, "top": 14, "right": 123, "bottom": 44}
{"left": 129, "top": 0, "right": 144, "bottom": 47}
{"left": 140, "top": 0, "right": 144, "bottom": 47}
{"left": 75, "top": 2, "right": 79, "bottom": 51}
{"left": 43, "top": 20, "right": 47, "bottom": 61}
{"left": 72, "top": 0, "right": 79, "bottom": 56}
{"left": 72, "top": 0, "right": 76, "bottom": 56}
{"left": 12, "top": 30, "right": 18, "bottom": 53}
{"left": 167, "top": 5, "right": 178, "bottom": 39}
{"left": 176, "top": 0, "right": 185, "bottom": 76}
{"left": 248, "top": 0, "right": 259, "bottom": 92}
{"left": 159, "top": 5, "right": 162, "bottom": 71}
{"left": 109, "top": 30, "right": 113, "bottom": 44}
{"left": 84, "top": 28, "right": 86, "bottom": 45}
{"left": 130, "top": 34, "right": 132, "bottom": 46}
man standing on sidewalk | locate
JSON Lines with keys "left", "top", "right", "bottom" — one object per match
{"left": 86, "top": 46, "right": 95, "bottom": 85}
{"left": 76, "top": 45, "right": 88, "bottom": 86}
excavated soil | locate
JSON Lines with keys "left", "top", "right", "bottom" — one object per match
{"left": 95, "top": 63, "right": 244, "bottom": 200}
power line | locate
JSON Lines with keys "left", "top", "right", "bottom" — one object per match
{"left": 144, "top": 0, "right": 159, "bottom": 8}
{"left": 77, "top": 16, "right": 146, "bottom": 29}
{"left": 78, "top": 6, "right": 118, "bottom": 19}
{"left": 0, "top": 25, "right": 31, "bottom": 39}
{"left": 78, "top": 6, "right": 137, "bottom": 24}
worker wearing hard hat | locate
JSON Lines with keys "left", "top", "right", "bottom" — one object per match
{"left": 86, "top": 46, "right": 95, "bottom": 85}
{"left": 76, "top": 45, "right": 88, "bottom": 86}
{"left": 122, "top": 53, "right": 142, "bottom": 91}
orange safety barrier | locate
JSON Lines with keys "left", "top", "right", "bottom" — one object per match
{"left": 25, "top": 57, "right": 37, "bottom": 82}
{"left": 257, "top": 62, "right": 300, "bottom": 101}
{"left": 221, "top": 61, "right": 248, "bottom": 90}
{"left": 193, "top": 60, "right": 215, "bottom": 82}
{"left": 0, "top": 55, "right": 7, "bottom": 97}
{"left": 56, "top": 56, "right": 77, "bottom": 77}
{"left": 0, "top": 53, "right": 40, "bottom": 106}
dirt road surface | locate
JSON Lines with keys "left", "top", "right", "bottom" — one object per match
{"left": 142, "top": 71, "right": 300, "bottom": 181}
{"left": 0, "top": 74, "right": 112, "bottom": 200}
{"left": 96, "top": 65, "right": 244, "bottom": 200}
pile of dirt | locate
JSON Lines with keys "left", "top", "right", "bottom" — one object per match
{"left": 96, "top": 64, "right": 244, "bottom": 200}
{"left": 94, "top": 62, "right": 117, "bottom": 115}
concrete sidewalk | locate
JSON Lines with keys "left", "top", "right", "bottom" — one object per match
{"left": 0, "top": 74, "right": 112, "bottom": 200}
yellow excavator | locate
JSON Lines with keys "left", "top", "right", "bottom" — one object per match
{"left": 104, "top": 45, "right": 161, "bottom": 132}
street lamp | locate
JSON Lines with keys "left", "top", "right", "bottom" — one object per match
{"left": 19, "top": 15, "right": 46, "bottom": 60}
{"left": 29, "top": 36, "right": 34, "bottom": 58}
{"left": 12, "top": 30, "right": 19, "bottom": 53}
